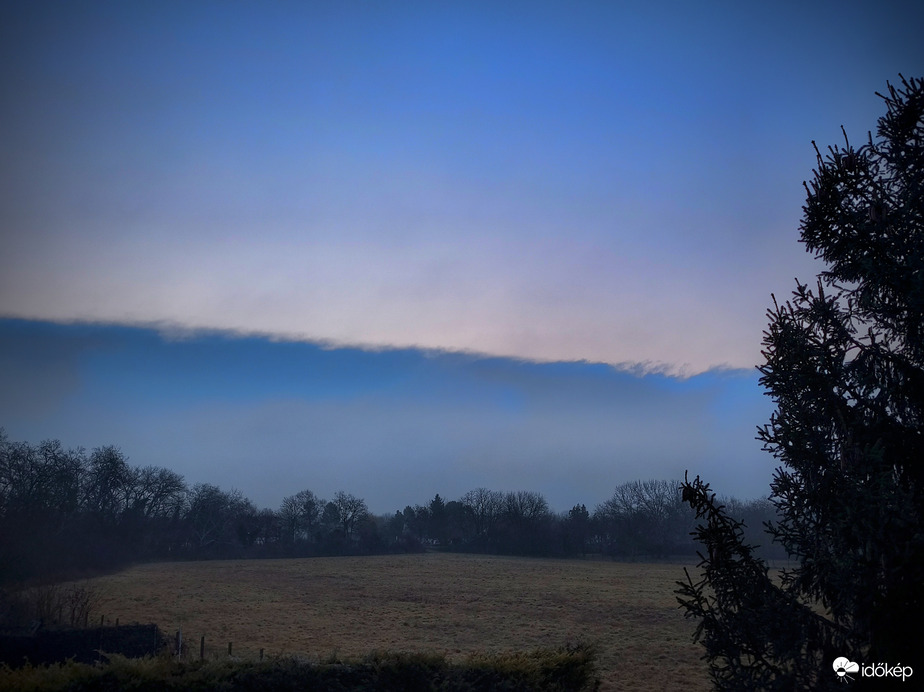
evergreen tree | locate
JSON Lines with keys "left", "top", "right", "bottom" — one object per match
{"left": 678, "top": 76, "right": 924, "bottom": 689}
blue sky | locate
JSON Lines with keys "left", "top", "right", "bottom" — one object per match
{"left": 1, "top": 1, "right": 921, "bottom": 512}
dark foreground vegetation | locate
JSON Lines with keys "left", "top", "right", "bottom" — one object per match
{"left": 0, "top": 645, "right": 598, "bottom": 692}
{"left": 0, "top": 623, "right": 163, "bottom": 668}
{"left": 677, "top": 76, "right": 924, "bottom": 689}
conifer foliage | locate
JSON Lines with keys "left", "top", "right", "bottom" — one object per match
{"left": 678, "top": 75, "right": 924, "bottom": 689}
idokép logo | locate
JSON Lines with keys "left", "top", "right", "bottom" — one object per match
{"left": 833, "top": 657, "right": 860, "bottom": 682}
{"left": 833, "top": 656, "right": 913, "bottom": 683}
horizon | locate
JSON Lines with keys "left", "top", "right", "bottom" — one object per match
{"left": 0, "top": 317, "right": 774, "bottom": 514}
{"left": 2, "top": 1, "right": 922, "bottom": 513}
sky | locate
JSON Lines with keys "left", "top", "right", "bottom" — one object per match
{"left": 1, "top": 1, "right": 922, "bottom": 513}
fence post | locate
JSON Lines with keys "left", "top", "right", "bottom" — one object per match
{"left": 228, "top": 641, "right": 232, "bottom": 657}
{"left": 200, "top": 635, "right": 205, "bottom": 661}
{"left": 260, "top": 648, "right": 264, "bottom": 661}
{"left": 176, "top": 629, "right": 182, "bottom": 659}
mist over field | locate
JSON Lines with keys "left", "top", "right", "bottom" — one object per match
{"left": 0, "top": 319, "right": 774, "bottom": 513}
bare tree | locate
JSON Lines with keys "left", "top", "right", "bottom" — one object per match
{"left": 332, "top": 491, "right": 368, "bottom": 539}
{"left": 279, "top": 489, "right": 325, "bottom": 544}
{"left": 461, "top": 487, "right": 504, "bottom": 540}
{"left": 278, "top": 494, "right": 301, "bottom": 544}
{"left": 0, "top": 435, "right": 86, "bottom": 523}
{"left": 296, "top": 489, "right": 324, "bottom": 541}
{"left": 596, "top": 479, "right": 690, "bottom": 556}
{"left": 124, "top": 465, "right": 186, "bottom": 520}
{"left": 184, "top": 484, "right": 256, "bottom": 553}
{"left": 0, "top": 433, "right": 88, "bottom": 581}
{"left": 504, "top": 490, "right": 549, "bottom": 522}
{"left": 502, "top": 490, "right": 551, "bottom": 555}
{"left": 83, "top": 446, "right": 131, "bottom": 525}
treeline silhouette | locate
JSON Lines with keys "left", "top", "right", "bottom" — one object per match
{"left": 0, "top": 429, "right": 783, "bottom": 585}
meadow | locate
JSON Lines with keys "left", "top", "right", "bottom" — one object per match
{"left": 80, "top": 553, "right": 710, "bottom": 691}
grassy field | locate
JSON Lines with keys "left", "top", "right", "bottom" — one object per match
{"left": 79, "top": 553, "right": 709, "bottom": 691}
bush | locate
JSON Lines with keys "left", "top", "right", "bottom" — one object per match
{"left": 0, "top": 584, "right": 100, "bottom": 631}
{"left": 0, "top": 644, "right": 599, "bottom": 691}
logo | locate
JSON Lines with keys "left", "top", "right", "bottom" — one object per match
{"left": 832, "top": 657, "right": 913, "bottom": 683}
{"left": 833, "top": 657, "right": 859, "bottom": 682}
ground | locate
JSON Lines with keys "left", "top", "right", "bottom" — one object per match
{"left": 80, "top": 553, "right": 709, "bottom": 691}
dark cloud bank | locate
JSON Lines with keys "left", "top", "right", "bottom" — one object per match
{"left": 0, "top": 318, "right": 775, "bottom": 513}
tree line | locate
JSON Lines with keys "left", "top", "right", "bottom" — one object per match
{"left": 0, "top": 427, "right": 782, "bottom": 585}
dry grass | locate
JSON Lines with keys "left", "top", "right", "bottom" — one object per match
{"left": 79, "top": 553, "right": 709, "bottom": 691}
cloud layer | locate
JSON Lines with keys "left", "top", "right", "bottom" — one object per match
{"left": 0, "top": 319, "right": 775, "bottom": 512}
{"left": 2, "top": 2, "right": 919, "bottom": 373}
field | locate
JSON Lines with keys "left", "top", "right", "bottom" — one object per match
{"left": 81, "top": 553, "right": 709, "bottom": 691}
